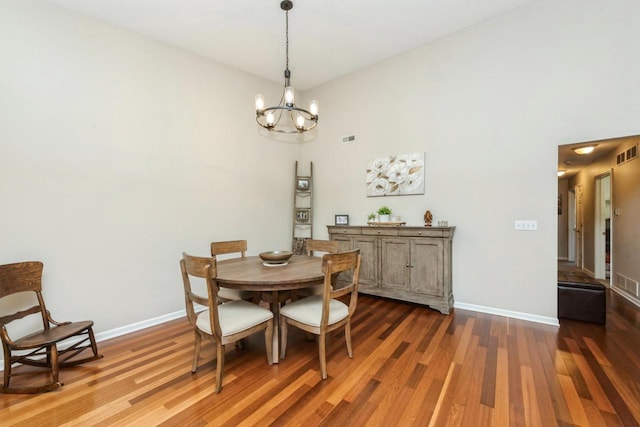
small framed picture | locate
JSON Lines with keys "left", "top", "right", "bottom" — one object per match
{"left": 296, "top": 209, "right": 310, "bottom": 223}
{"left": 335, "top": 214, "right": 349, "bottom": 225}
{"left": 297, "top": 178, "right": 310, "bottom": 191}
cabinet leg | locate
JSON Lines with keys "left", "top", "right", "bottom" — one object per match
{"left": 431, "top": 304, "right": 451, "bottom": 315}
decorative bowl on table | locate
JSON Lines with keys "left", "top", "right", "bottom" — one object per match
{"left": 259, "top": 251, "right": 293, "bottom": 265}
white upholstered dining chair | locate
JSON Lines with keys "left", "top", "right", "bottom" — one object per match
{"left": 210, "top": 240, "right": 256, "bottom": 303}
{"left": 279, "top": 249, "right": 361, "bottom": 380}
{"left": 305, "top": 239, "right": 340, "bottom": 257}
{"left": 292, "top": 239, "right": 341, "bottom": 299}
{"left": 180, "top": 252, "right": 273, "bottom": 393}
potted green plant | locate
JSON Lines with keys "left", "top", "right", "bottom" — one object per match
{"left": 377, "top": 206, "right": 392, "bottom": 222}
{"left": 367, "top": 212, "right": 377, "bottom": 223}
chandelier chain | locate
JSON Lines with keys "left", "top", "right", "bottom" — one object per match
{"left": 285, "top": 10, "right": 289, "bottom": 71}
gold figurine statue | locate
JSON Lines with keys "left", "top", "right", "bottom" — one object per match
{"left": 423, "top": 210, "right": 433, "bottom": 227}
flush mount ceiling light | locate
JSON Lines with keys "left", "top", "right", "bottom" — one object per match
{"left": 255, "top": 0, "right": 318, "bottom": 134}
{"left": 573, "top": 145, "right": 597, "bottom": 155}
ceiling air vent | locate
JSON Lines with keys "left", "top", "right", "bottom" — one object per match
{"left": 616, "top": 144, "right": 638, "bottom": 165}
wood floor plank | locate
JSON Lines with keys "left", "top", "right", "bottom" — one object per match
{"left": 493, "top": 346, "right": 510, "bottom": 427}
{"left": 2, "top": 293, "right": 640, "bottom": 426}
{"left": 564, "top": 336, "right": 616, "bottom": 414}
{"left": 460, "top": 338, "right": 488, "bottom": 426}
{"left": 521, "top": 365, "right": 544, "bottom": 427}
{"left": 507, "top": 325, "right": 526, "bottom": 426}
{"left": 524, "top": 325, "right": 560, "bottom": 427}
{"left": 427, "top": 362, "right": 461, "bottom": 427}
{"left": 558, "top": 373, "right": 590, "bottom": 426}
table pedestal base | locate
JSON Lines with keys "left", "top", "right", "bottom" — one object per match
{"left": 260, "top": 290, "right": 291, "bottom": 363}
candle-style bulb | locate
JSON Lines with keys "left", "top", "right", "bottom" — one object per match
{"left": 255, "top": 94, "right": 264, "bottom": 111}
{"left": 284, "top": 86, "right": 294, "bottom": 105}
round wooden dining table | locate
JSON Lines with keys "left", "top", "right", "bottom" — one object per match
{"left": 216, "top": 255, "right": 324, "bottom": 363}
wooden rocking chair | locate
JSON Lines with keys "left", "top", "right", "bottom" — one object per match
{"left": 0, "top": 261, "right": 103, "bottom": 393}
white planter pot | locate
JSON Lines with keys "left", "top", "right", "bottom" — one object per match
{"left": 379, "top": 214, "right": 390, "bottom": 222}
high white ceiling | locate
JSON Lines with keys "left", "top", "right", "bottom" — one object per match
{"left": 47, "top": 0, "right": 536, "bottom": 90}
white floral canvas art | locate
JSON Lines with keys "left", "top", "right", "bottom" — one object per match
{"left": 366, "top": 153, "right": 425, "bottom": 196}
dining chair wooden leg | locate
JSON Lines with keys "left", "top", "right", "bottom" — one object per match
{"left": 345, "top": 321, "right": 353, "bottom": 358}
{"left": 191, "top": 331, "right": 202, "bottom": 372}
{"left": 279, "top": 317, "right": 288, "bottom": 359}
{"left": 265, "top": 320, "right": 274, "bottom": 365}
{"left": 319, "top": 332, "right": 328, "bottom": 380}
{"left": 215, "top": 342, "right": 224, "bottom": 394}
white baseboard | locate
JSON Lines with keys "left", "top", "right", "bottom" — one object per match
{"left": 93, "top": 309, "right": 188, "bottom": 343}
{"left": 454, "top": 301, "right": 559, "bottom": 327}
{"left": 611, "top": 286, "right": 640, "bottom": 309}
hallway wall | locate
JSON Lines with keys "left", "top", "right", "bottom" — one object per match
{"left": 568, "top": 136, "right": 640, "bottom": 304}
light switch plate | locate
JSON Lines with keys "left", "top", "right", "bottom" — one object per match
{"left": 515, "top": 220, "right": 537, "bottom": 231}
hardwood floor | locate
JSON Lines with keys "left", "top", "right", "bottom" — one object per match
{"left": 557, "top": 260, "right": 609, "bottom": 286}
{"left": 1, "top": 292, "right": 639, "bottom": 426}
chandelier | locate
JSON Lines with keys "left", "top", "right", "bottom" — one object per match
{"left": 255, "top": 0, "right": 318, "bottom": 133}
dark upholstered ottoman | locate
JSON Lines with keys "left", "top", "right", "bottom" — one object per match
{"left": 557, "top": 281, "right": 606, "bottom": 324}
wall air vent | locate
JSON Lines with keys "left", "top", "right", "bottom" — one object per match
{"left": 342, "top": 135, "right": 356, "bottom": 144}
{"left": 616, "top": 144, "right": 638, "bottom": 165}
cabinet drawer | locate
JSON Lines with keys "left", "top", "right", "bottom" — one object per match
{"left": 329, "top": 226, "right": 360, "bottom": 235}
{"left": 362, "top": 227, "right": 398, "bottom": 236}
{"left": 398, "top": 228, "right": 450, "bottom": 238}
{"left": 398, "top": 229, "right": 430, "bottom": 237}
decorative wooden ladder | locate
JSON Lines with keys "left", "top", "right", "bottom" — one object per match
{"left": 292, "top": 161, "right": 313, "bottom": 255}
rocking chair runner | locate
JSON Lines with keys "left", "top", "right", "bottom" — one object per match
{"left": 0, "top": 261, "right": 102, "bottom": 394}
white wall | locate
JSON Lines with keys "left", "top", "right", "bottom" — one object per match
{"left": 2, "top": 0, "right": 639, "bottom": 335}
{"left": 0, "top": 0, "right": 301, "bottom": 333}
{"left": 303, "top": 0, "right": 640, "bottom": 320}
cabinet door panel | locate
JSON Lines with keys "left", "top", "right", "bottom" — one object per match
{"left": 353, "top": 237, "right": 379, "bottom": 288}
{"left": 332, "top": 236, "right": 352, "bottom": 252}
{"left": 411, "top": 239, "right": 444, "bottom": 297}
{"left": 381, "top": 239, "right": 410, "bottom": 291}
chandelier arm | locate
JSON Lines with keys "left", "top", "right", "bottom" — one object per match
{"left": 256, "top": 106, "right": 317, "bottom": 133}
{"left": 259, "top": 105, "right": 315, "bottom": 118}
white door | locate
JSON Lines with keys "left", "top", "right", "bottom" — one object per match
{"left": 575, "top": 184, "right": 584, "bottom": 269}
{"left": 568, "top": 190, "right": 576, "bottom": 262}
{"left": 594, "top": 171, "right": 612, "bottom": 282}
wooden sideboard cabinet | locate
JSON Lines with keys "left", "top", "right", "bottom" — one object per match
{"left": 327, "top": 225, "right": 455, "bottom": 314}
